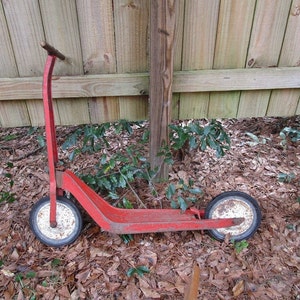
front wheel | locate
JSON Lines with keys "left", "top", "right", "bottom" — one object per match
{"left": 29, "top": 196, "right": 82, "bottom": 247}
{"left": 204, "top": 191, "right": 261, "bottom": 241}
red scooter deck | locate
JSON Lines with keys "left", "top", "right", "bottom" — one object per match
{"left": 56, "top": 170, "right": 243, "bottom": 234}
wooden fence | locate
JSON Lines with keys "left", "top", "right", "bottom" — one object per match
{"left": 0, "top": 0, "right": 300, "bottom": 128}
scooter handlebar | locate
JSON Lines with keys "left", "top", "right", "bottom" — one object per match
{"left": 40, "top": 41, "right": 66, "bottom": 61}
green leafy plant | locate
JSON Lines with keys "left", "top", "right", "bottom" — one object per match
{"left": 51, "top": 258, "right": 62, "bottom": 268}
{"left": 245, "top": 132, "right": 269, "bottom": 146}
{"left": 62, "top": 119, "right": 229, "bottom": 211}
{"left": 0, "top": 162, "right": 16, "bottom": 204}
{"left": 62, "top": 123, "right": 110, "bottom": 160}
{"left": 127, "top": 265, "right": 150, "bottom": 277}
{"left": 15, "top": 271, "right": 37, "bottom": 300}
{"left": 169, "top": 119, "right": 230, "bottom": 158}
{"left": 62, "top": 120, "right": 143, "bottom": 161}
{"left": 278, "top": 172, "right": 296, "bottom": 183}
{"left": 166, "top": 179, "right": 203, "bottom": 211}
{"left": 233, "top": 239, "right": 249, "bottom": 254}
{"left": 279, "top": 127, "right": 300, "bottom": 147}
{"left": 2, "top": 134, "right": 18, "bottom": 141}
{"left": 117, "top": 198, "right": 134, "bottom": 244}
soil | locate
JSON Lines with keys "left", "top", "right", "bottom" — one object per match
{"left": 0, "top": 116, "right": 299, "bottom": 300}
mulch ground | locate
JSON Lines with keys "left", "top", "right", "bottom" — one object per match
{"left": 0, "top": 116, "right": 299, "bottom": 300}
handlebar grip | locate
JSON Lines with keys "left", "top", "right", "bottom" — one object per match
{"left": 40, "top": 41, "right": 66, "bottom": 60}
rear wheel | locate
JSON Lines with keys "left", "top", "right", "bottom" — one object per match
{"left": 30, "top": 196, "right": 82, "bottom": 247}
{"left": 204, "top": 191, "right": 261, "bottom": 241}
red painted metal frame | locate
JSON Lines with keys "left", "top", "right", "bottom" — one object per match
{"left": 42, "top": 51, "right": 243, "bottom": 234}
{"left": 43, "top": 55, "right": 60, "bottom": 227}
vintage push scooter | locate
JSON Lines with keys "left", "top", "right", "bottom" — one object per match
{"left": 29, "top": 42, "right": 262, "bottom": 247}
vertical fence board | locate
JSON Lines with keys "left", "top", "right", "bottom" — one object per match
{"left": 3, "top": 0, "right": 44, "bottom": 76}
{"left": 39, "top": 0, "right": 83, "bottom": 75}
{"left": 76, "top": 0, "right": 116, "bottom": 75}
{"left": 297, "top": 96, "right": 300, "bottom": 114}
{"left": 171, "top": 0, "right": 184, "bottom": 119}
{"left": 268, "top": 89, "right": 300, "bottom": 117}
{"left": 0, "top": 3, "right": 19, "bottom": 126}
{"left": 2, "top": 0, "right": 45, "bottom": 127}
{"left": 0, "top": 101, "right": 30, "bottom": 127}
{"left": 267, "top": 0, "right": 300, "bottom": 116}
{"left": 76, "top": 0, "right": 119, "bottom": 124}
{"left": 88, "top": 97, "right": 120, "bottom": 123}
{"left": 114, "top": 0, "right": 149, "bottom": 121}
{"left": 39, "top": 0, "right": 89, "bottom": 126}
{"left": 26, "top": 99, "right": 61, "bottom": 127}
{"left": 0, "top": 3, "right": 17, "bottom": 78}
{"left": 236, "top": 90, "right": 270, "bottom": 118}
{"left": 180, "top": 0, "right": 220, "bottom": 120}
{"left": 238, "top": 0, "right": 292, "bottom": 118}
{"left": 209, "top": 0, "right": 256, "bottom": 119}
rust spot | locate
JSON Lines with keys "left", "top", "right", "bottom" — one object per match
{"left": 216, "top": 201, "right": 236, "bottom": 214}
{"left": 233, "top": 218, "right": 245, "bottom": 225}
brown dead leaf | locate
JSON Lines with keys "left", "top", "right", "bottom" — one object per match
{"left": 1, "top": 269, "right": 15, "bottom": 278}
{"left": 37, "top": 270, "right": 59, "bottom": 278}
{"left": 232, "top": 280, "right": 245, "bottom": 297}
{"left": 89, "top": 246, "right": 112, "bottom": 258}
{"left": 124, "top": 283, "right": 142, "bottom": 300}
{"left": 157, "top": 281, "right": 176, "bottom": 292}
{"left": 58, "top": 286, "right": 71, "bottom": 299}
{"left": 139, "top": 249, "right": 157, "bottom": 266}
{"left": 140, "top": 287, "right": 160, "bottom": 298}
{"left": 75, "top": 268, "right": 90, "bottom": 283}
{"left": 3, "top": 281, "right": 15, "bottom": 300}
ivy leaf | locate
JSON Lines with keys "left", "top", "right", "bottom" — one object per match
{"left": 189, "top": 187, "right": 202, "bottom": 195}
{"left": 37, "top": 135, "right": 45, "bottom": 147}
{"left": 178, "top": 196, "right": 188, "bottom": 211}
{"left": 166, "top": 184, "right": 176, "bottom": 200}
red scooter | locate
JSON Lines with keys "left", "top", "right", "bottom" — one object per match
{"left": 29, "top": 42, "right": 261, "bottom": 247}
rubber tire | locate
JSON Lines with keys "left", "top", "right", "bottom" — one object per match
{"left": 30, "top": 196, "right": 82, "bottom": 247}
{"left": 204, "top": 191, "right": 261, "bottom": 242}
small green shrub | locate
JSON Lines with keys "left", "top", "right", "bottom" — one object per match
{"left": 233, "top": 239, "right": 249, "bottom": 254}
{"left": 280, "top": 127, "right": 300, "bottom": 147}
{"left": 62, "top": 119, "right": 229, "bottom": 208}
{"left": 0, "top": 162, "right": 16, "bottom": 204}
{"left": 278, "top": 172, "right": 296, "bottom": 183}
{"left": 15, "top": 271, "right": 37, "bottom": 299}
{"left": 169, "top": 119, "right": 230, "bottom": 158}
{"left": 127, "top": 265, "right": 150, "bottom": 277}
{"left": 166, "top": 179, "right": 202, "bottom": 211}
{"left": 117, "top": 198, "right": 134, "bottom": 243}
{"left": 245, "top": 132, "right": 269, "bottom": 146}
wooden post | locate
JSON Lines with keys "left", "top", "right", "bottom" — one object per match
{"left": 149, "top": 0, "right": 176, "bottom": 180}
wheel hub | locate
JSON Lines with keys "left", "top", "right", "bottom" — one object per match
{"left": 211, "top": 198, "right": 254, "bottom": 236}
{"left": 37, "top": 202, "right": 77, "bottom": 240}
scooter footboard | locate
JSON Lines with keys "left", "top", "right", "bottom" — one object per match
{"left": 56, "top": 170, "right": 243, "bottom": 234}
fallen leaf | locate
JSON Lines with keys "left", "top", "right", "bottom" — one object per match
{"left": 232, "top": 280, "right": 244, "bottom": 297}
{"left": 1, "top": 269, "right": 15, "bottom": 278}
{"left": 140, "top": 287, "right": 160, "bottom": 298}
